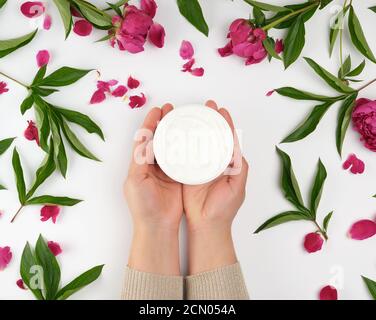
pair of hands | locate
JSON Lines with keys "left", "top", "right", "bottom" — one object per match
{"left": 124, "top": 101, "right": 248, "bottom": 275}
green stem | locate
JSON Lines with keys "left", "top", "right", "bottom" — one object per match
{"left": 357, "top": 78, "right": 376, "bottom": 92}
{"left": 0, "top": 71, "right": 29, "bottom": 89}
{"left": 339, "top": 0, "right": 348, "bottom": 79}
{"left": 262, "top": 2, "right": 319, "bottom": 31}
{"left": 10, "top": 205, "right": 24, "bottom": 223}
{"left": 313, "top": 220, "right": 328, "bottom": 240}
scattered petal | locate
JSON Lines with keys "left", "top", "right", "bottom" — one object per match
{"left": 90, "top": 89, "right": 106, "bottom": 104}
{"left": 112, "top": 85, "right": 128, "bottom": 97}
{"left": 275, "top": 39, "right": 284, "bottom": 54}
{"left": 16, "top": 279, "right": 27, "bottom": 290}
{"left": 141, "top": 0, "right": 157, "bottom": 18}
{"left": 129, "top": 93, "right": 146, "bottom": 109}
{"left": 73, "top": 20, "right": 93, "bottom": 37}
{"left": 266, "top": 90, "right": 275, "bottom": 97}
{"left": 348, "top": 219, "right": 376, "bottom": 240}
{"left": 36, "top": 50, "right": 50, "bottom": 68}
{"left": 40, "top": 205, "right": 60, "bottom": 224}
{"left": 20, "top": 1, "right": 45, "bottom": 18}
{"left": 191, "top": 67, "right": 204, "bottom": 77}
{"left": 0, "top": 81, "right": 9, "bottom": 95}
{"left": 180, "top": 40, "right": 194, "bottom": 60}
{"left": 343, "top": 154, "right": 365, "bottom": 174}
{"left": 182, "top": 58, "right": 195, "bottom": 72}
{"left": 319, "top": 285, "right": 338, "bottom": 300}
{"left": 24, "top": 120, "right": 40, "bottom": 146}
{"left": 48, "top": 241, "right": 62, "bottom": 256}
{"left": 303, "top": 232, "right": 324, "bottom": 253}
{"left": 127, "top": 76, "right": 140, "bottom": 89}
{"left": 149, "top": 23, "right": 165, "bottom": 48}
{"left": 43, "top": 14, "right": 52, "bottom": 30}
{"left": 0, "top": 246, "right": 12, "bottom": 271}
{"left": 97, "top": 80, "right": 118, "bottom": 92}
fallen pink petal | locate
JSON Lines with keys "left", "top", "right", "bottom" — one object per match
{"left": 127, "top": 76, "right": 140, "bottom": 89}
{"left": 43, "top": 14, "right": 52, "bottom": 30}
{"left": 129, "top": 93, "right": 146, "bottom": 109}
{"left": 112, "top": 85, "right": 128, "bottom": 97}
{"left": 180, "top": 40, "right": 194, "bottom": 60}
{"left": 348, "top": 219, "right": 376, "bottom": 240}
{"left": 73, "top": 20, "right": 93, "bottom": 37}
{"left": 148, "top": 23, "right": 165, "bottom": 48}
{"left": 24, "top": 120, "right": 40, "bottom": 146}
{"left": 182, "top": 58, "right": 195, "bottom": 72}
{"left": 303, "top": 232, "right": 324, "bottom": 253}
{"left": 48, "top": 241, "right": 62, "bottom": 256}
{"left": 0, "top": 81, "right": 9, "bottom": 94}
{"left": 90, "top": 89, "right": 106, "bottom": 104}
{"left": 16, "top": 279, "right": 27, "bottom": 290}
{"left": 20, "top": 1, "right": 45, "bottom": 18}
{"left": 342, "top": 154, "right": 365, "bottom": 174}
{"left": 97, "top": 79, "right": 118, "bottom": 92}
{"left": 40, "top": 205, "right": 60, "bottom": 224}
{"left": 36, "top": 50, "right": 50, "bottom": 68}
{"left": 190, "top": 67, "right": 204, "bottom": 77}
{"left": 319, "top": 285, "right": 338, "bottom": 300}
{"left": 0, "top": 246, "right": 12, "bottom": 271}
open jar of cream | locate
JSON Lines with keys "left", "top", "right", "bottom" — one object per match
{"left": 153, "top": 104, "right": 234, "bottom": 185}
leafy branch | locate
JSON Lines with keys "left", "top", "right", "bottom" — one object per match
{"left": 255, "top": 147, "right": 333, "bottom": 241}
{"left": 21, "top": 234, "right": 104, "bottom": 300}
{"left": 362, "top": 276, "right": 376, "bottom": 300}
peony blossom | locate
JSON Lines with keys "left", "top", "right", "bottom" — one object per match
{"left": 36, "top": 50, "right": 50, "bottom": 68}
{"left": 342, "top": 154, "right": 365, "bottom": 174}
{"left": 129, "top": 93, "right": 146, "bottom": 108}
{"left": 352, "top": 98, "right": 376, "bottom": 151}
{"left": 319, "top": 285, "right": 338, "bottom": 300}
{"left": 180, "top": 40, "right": 194, "bottom": 60}
{"left": 47, "top": 241, "right": 62, "bottom": 256}
{"left": 40, "top": 205, "right": 60, "bottom": 223}
{"left": 16, "top": 279, "right": 27, "bottom": 290}
{"left": 20, "top": 1, "right": 45, "bottom": 18}
{"left": 0, "top": 246, "right": 12, "bottom": 271}
{"left": 0, "top": 81, "right": 9, "bottom": 94}
{"left": 303, "top": 232, "right": 324, "bottom": 253}
{"left": 24, "top": 120, "right": 40, "bottom": 146}
{"left": 73, "top": 20, "right": 93, "bottom": 37}
{"left": 348, "top": 219, "right": 376, "bottom": 240}
{"left": 218, "top": 19, "right": 267, "bottom": 65}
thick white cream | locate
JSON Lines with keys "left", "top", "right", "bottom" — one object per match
{"left": 153, "top": 105, "right": 234, "bottom": 185}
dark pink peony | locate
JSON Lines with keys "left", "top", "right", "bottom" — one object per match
{"left": 0, "top": 81, "right": 9, "bottom": 94}
{"left": 303, "top": 232, "right": 324, "bottom": 253}
{"left": 348, "top": 219, "right": 376, "bottom": 240}
{"left": 24, "top": 120, "right": 39, "bottom": 145}
{"left": 319, "top": 285, "right": 338, "bottom": 300}
{"left": 218, "top": 19, "right": 267, "bottom": 65}
{"left": 352, "top": 98, "right": 376, "bottom": 151}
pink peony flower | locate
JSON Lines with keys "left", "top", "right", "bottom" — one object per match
{"left": 319, "top": 285, "right": 338, "bottom": 300}
{"left": 180, "top": 40, "right": 194, "bottom": 60}
{"left": 112, "top": 85, "right": 128, "bottom": 97}
{"left": 129, "top": 93, "right": 146, "bottom": 108}
{"left": 43, "top": 14, "right": 52, "bottom": 30}
{"left": 127, "top": 76, "right": 140, "bottom": 89}
{"left": 352, "top": 98, "right": 376, "bottom": 151}
{"left": 0, "top": 81, "right": 9, "bottom": 94}
{"left": 36, "top": 50, "right": 50, "bottom": 68}
{"left": 218, "top": 19, "right": 267, "bottom": 65}
{"left": 343, "top": 154, "right": 365, "bottom": 174}
{"left": 24, "top": 120, "right": 39, "bottom": 146}
{"left": 0, "top": 246, "right": 12, "bottom": 271}
{"left": 20, "top": 1, "right": 45, "bottom": 18}
{"left": 148, "top": 23, "right": 165, "bottom": 48}
{"left": 275, "top": 39, "right": 284, "bottom": 54}
{"left": 348, "top": 219, "right": 376, "bottom": 240}
{"left": 16, "top": 279, "right": 27, "bottom": 290}
{"left": 303, "top": 232, "right": 324, "bottom": 253}
{"left": 40, "top": 205, "right": 60, "bottom": 223}
{"left": 47, "top": 241, "right": 62, "bottom": 256}
{"left": 73, "top": 20, "right": 93, "bottom": 37}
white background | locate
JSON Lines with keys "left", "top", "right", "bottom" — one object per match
{"left": 0, "top": 0, "right": 375, "bottom": 300}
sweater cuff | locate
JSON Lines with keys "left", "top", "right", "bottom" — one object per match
{"left": 185, "top": 262, "right": 249, "bottom": 300}
{"left": 122, "top": 267, "right": 184, "bottom": 300}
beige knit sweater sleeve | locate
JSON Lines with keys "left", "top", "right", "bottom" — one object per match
{"left": 122, "top": 262, "right": 249, "bottom": 300}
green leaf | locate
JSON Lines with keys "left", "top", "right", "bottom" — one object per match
{"left": 276, "top": 147, "right": 305, "bottom": 211}
{"left": 328, "top": 5, "right": 349, "bottom": 56}
{"left": 254, "top": 211, "right": 307, "bottom": 233}
{"left": 362, "top": 276, "right": 376, "bottom": 300}
{"left": 32, "top": 65, "right": 47, "bottom": 85}
{"left": 20, "top": 242, "right": 44, "bottom": 300}
{"left": 35, "top": 67, "right": 92, "bottom": 87}
{"left": 49, "top": 112, "right": 68, "bottom": 177}
{"left": 263, "top": 37, "right": 281, "bottom": 60}
{"left": 275, "top": 87, "right": 337, "bottom": 102}
{"left": 0, "top": 0, "right": 7, "bottom": 9}
{"left": 0, "top": 184, "right": 5, "bottom": 190}
{"left": 95, "top": 34, "right": 112, "bottom": 43}
{"left": 34, "top": 97, "right": 51, "bottom": 152}
{"left": 322, "top": 211, "right": 333, "bottom": 232}
{"left": 348, "top": 6, "right": 376, "bottom": 63}
{"left": 35, "top": 235, "right": 61, "bottom": 300}
{"left": 339, "top": 55, "right": 352, "bottom": 78}
{"left": 177, "top": 0, "right": 209, "bottom": 36}
{"left": 0, "top": 29, "right": 37, "bottom": 58}
{"left": 32, "top": 87, "right": 59, "bottom": 97}
{"left": 283, "top": 15, "right": 305, "bottom": 69}
{"left": 73, "top": 0, "right": 112, "bottom": 29}
{"left": 20, "top": 94, "right": 34, "bottom": 115}
{"left": 370, "top": 6, "right": 376, "bottom": 14}
{"left": 26, "top": 142, "right": 56, "bottom": 199}
{"left": 61, "top": 120, "right": 100, "bottom": 161}
{"left": 244, "top": 0, "right": 290, "bottom": 12}
{"left": 104, "top": 0, "right": 128, "bottom": 11}
{"left": 56, "top": 265, "right": 104, "bottom": 300}
{"left": 320, "top": 0, "right": 333, "bottom": 9}
{"left": 253, "top": 7, "right": 265, "bottom": 26}
{"left": 26, "top": 195, "right": 82, "bottom": 206}
{"left": 106, "top": 2, "right": 122, "bottom": 16}
{"left": 309, "top": 159, "right": 327, "bottom": 216}
{"left": 53, "top": 0, "right": 73, "bottom": 38}
{"left": 304, "top": 57, "right": 354, "bottom": 93}
{"left": 346, "top": 60, "right": 365, "bottom": 77}
{"left": 52, "top": 106, "right": 104, "bottom": 140}
{"left": 336, "top": 93, "right": 357, "bottom": 156}
{"left": 282, "top": 102, "right": 333, "bottom": 143}
{"left": 0, "top": 137, "right": 15, "bottom": 155}
{"left": 12, "top": 148, "right": 26, "bottom": 204}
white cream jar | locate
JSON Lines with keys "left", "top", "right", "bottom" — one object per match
{"left": 153, "top": 105, "right": 234, "bottom": 185}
